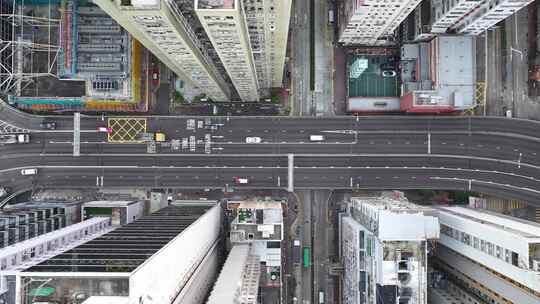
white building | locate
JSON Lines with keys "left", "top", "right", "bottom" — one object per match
{"left": 430, "top": 0, "right": 535, "bottom": 35}
{"left": 435, "top": 206, "right": 540, "bottom": 303}
{"left": 206, "top": 244, "right": 260, "bottom": 304}
{"left": 242, "top": 0, "right": 292, "bottom": 89}
{"left": 81, "top": 200, "right": 144, "bottom": 226}
{"left": 340, "top": 193, "right": 440, "bottom": 304}
{"left": 339, "top": 0, "right": 422, "bottom": 45}
{"left": 15, "top": 203, "right": 221, "bottom": 304}
{"left": 228, "top": 199, "right": 283, "bottom": 288}
{"left": 93, "top": 0, "right": 232, "bottom": 101}
{"left": 195, "top": 0, "right": 260, "bottom": 101}
{"left": 0, "top": 217, "right": 112, "bottom": 304}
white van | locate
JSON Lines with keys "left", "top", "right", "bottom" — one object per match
{"left": 310, "top": 135, "right": 325, "bottom": 142}
{"left": 21, "top": 168, "right": 38, "bottom": 175}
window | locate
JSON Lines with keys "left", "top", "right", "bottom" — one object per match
{"left": 487, "top": 242, "right": 494, "bottom": 255}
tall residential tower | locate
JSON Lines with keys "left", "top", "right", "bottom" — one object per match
{"left": 94, "top": 0, "right": 291, "bottom": 101}
{"left": 93, "top": 0, "right": 232, "bottom": 101}
{"left": 339, "top": 0, "right": 422, "bottom": 45}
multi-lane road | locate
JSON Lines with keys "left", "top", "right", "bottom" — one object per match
{"left": 1, "top": 101, "right": 540, "bottom": 205}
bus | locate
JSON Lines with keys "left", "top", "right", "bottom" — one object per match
{"left": 303, "top": 247, "right": 311, "bottom": 268}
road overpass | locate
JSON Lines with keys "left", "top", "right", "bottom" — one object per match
{"left": 0, "top": 102, "right": 539, "bottom": 205}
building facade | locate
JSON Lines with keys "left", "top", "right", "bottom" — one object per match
{"left": 206, "top": 244, "right": 260, "bottom": 304}
{"left": 339, "top": 0, "right": 423, "bottom": 45}
{"left": 430, "top": 0, "right": 535, "bottom": 35}
{"left": 195, "top": 0, "right": 260, "bottom": 101}
{"left": 0, "top": 218, "right": 112, "bottom": 304}
{"left": 242, "top": 0, "right": 292, "bottom": 89}
{"left": 435, "top": 206, "right": 540, "bottom": 303}
{"left": 340, "top": 192, "right": 440, "bottom": 304}
{"left": 93, "top": 0, "right": 232, "bottom": 101}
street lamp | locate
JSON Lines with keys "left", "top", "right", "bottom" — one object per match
{"left": 510, "top": 47, "right": 523, "bottom": 118}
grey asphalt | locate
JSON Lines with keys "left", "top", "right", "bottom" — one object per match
{"left": 1, "top": 104, "right": 540, "bottom": 204}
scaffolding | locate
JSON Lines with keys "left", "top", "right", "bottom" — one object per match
{"left": 0, "top": 0, "right": 60, "bottom": 95}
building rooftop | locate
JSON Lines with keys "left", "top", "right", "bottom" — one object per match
{"left": 81, "top": 296, "right": 129, "bottom": 304}
{"left": 206, "top": 244, "right": 260, "bottom": 304}
{"left": 197, "top": 0, "right": 235, "bottom": 9}
{"left": 438, "top": 206, "right": 540, "bottom": 240}
{"left": 22, "top": 205, "right": 212, "bottom": 273}
{"left": 82, "top": 200, "right": 138, "bottom": 207}
{"left": 347, "top": 55, "right": 400, "bottom": 98}
{"left": 352, "top": 194, "right": 434, "bottom": 214}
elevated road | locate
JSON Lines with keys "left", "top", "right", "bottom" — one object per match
{"left": 0, "top": 102, "right": 540, "bottom": 205}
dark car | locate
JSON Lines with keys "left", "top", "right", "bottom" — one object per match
{"left": 39, "top": 121, "right": 57, "bottom": 130}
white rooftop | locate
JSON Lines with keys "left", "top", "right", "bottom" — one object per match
{"left": 206, "top": 244, "right": 259, "bottom": 304}
{"left": 231, "top": 200, "right": 282, "bottom": 210}
{"left": 438, "top": 206, "right": 540, "bottom": 240}
{"left": 81, "top": 296, "right": 129, "bottom": 304}
{"left": 82, "top": 200, "right": 138, "bottom": 207}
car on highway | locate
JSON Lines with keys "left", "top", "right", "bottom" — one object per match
{"left": 39, "top": 121, "right": 56, "bottom": 130}
{"left": 381, "top": 70, "right": 397, "bottom": 77}
{"left": 233, "top": 177, "right": 249, "bottom": 184}
{"left": 21, "top": 168, "right": 37, "bottom": 176}
{"left": 245, "top": 137, "right": 261, "bottom": 143}
{"left": 152, "top": 68, "right": 159, "bottom": 86}
{"left": 97, "top": 127, "right": 113, "bottom": 134}
{"left": 309, "top": 135, "right": 325, "bottom": 142}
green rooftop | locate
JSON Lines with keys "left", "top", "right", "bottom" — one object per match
{"left": 348, "top": 55, "right": 400, "bottom": 97}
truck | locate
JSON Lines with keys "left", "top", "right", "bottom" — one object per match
{"left": 0, "top": 134, "right": 29, "bottom": 144}
{"left": 292, "top": 240, "right": 301, "bottom": 265}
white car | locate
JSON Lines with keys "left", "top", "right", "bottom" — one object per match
{"left": 381, "top": 70, "right": 397, "bottom": 77}
{"left": 21, "top": 168, "right": 38, "bottom": 175}
{"left": 245, "top": 137, "right": 261, "bottom": 143}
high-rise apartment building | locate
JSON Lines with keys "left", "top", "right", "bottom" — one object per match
{"left": 242, "top": 0, "right": 292, "bottom": 89}
{"left": 339, "top": 0, "right": 422, "bottom": 45}
{"left": 195, "top": 0, "right": 260, "bottom": 101}
{"left": 340, "top": 192, "right": 440, "bottom": 304}
{"left": 94, "top": 0, "right": 291, "bottom": 101}
{"left": 93, "top": 0, "right": 232, "bottom": 101}
{"left": 430, "top": 0, "right": 535, "bottom": 35}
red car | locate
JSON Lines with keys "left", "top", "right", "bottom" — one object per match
{"left": 233, "top": 177, "right": 249, "bottom": 184}
{"left": 97, "top": 127, "right": 112, "bottom": 134}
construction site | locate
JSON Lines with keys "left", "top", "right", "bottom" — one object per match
{"left": 0, "top": 0, "right": 148, "bottom": 112}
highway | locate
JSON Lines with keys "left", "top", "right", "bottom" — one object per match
{"left": 0, "top": 101, "right": 540, "bottom": 205}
